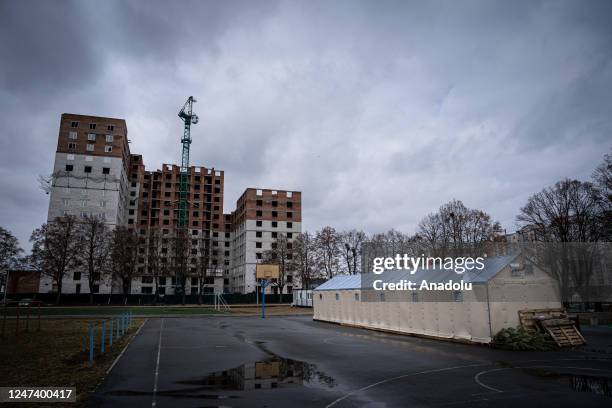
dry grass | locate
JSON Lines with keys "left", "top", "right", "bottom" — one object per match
{"left": 0, "top": 318, "right": 145, "bottom": 407}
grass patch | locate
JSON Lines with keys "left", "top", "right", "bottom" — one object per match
{"left": 0, "top": 318, "right": 144, "bottom": 407}
{"left": 3, "top": 306, "right": 227, "bottom": 316}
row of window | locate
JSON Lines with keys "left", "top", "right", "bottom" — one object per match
{"left": 67, "top": 143, "right": 113, "bottom": 153}
{"left": 70, "top": 121, "right": 115, "bottom": 131}
{"left": 65, "top": 164, "right": 111, "bottom": 174}
{"left": 255, "top": 199, "right": 294, "bottom": 208}
{"left": 328, "top": 291, "right": 463, "bottom": 302}
{"left": 254, "top": 222, "right": 294, "bottom": 231}
{"left": 255, "top": 210, "right": 294, "bottom": 218}
{"left": 68, "top": 132, "right": 114, "bottom": 143}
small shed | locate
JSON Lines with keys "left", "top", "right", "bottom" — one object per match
{"left": 313, "top": 254, "right": 561, "bottom": 344}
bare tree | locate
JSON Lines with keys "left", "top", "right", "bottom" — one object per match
{"left": 517, "top": 179, "right": 606, "bottom": 304}
{"left": 194, "top": 236, "right": 212, "bottom": 305}
{"left": 293, "top": 232, "right": 316, "bottom": 289}
{"left": 30, "top": 215, "right": 83, "bottom": 305}
{"left": 262, "top": 233, "right": 293, "bottom": 294}
{"left": 315, "top": 226, "right": 340, "bottom": 279}
{"left": 338, "top": 229, "right": 366, "bottom": 274}
{"left": 0, "top": 226, "right": 23, "bottom": 298}
{"left": 111, "top": 226, "right": 138, "bottom": 303}
{"left": 593, "top": 148, "right": 612, "bottom": 240}
{"left": 417, "top": 199, "right": 501, "bottom": 257}
{"left": 80, "top": 215, "right": 112, "bottom": 304}
{"left": 146, "top": 228, "right": 164, "bottom": 304}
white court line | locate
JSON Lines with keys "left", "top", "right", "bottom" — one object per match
{"left": 474, "top": 365, "right": 612, "bottom": 394}
{"left": 106, "top": 318, "right": 148, "bottom": 375}
{"left": 325, "top": 363, "right": 487, "bottom": 408}
{"left": 152, "top": 318, "right": 164, "bottom": 408}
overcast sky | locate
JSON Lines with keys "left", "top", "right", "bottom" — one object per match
{"left": 1, "top": 0, "right": 611, "bottom": 250}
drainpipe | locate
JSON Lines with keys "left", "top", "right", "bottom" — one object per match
{"left": 485, "top": 282, "right": 493, "bottom": 342}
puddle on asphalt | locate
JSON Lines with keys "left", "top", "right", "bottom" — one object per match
{"left": 177, "top": 341, "right": 337, "bottom": 392}
{"left": 570, "top": 374, "right": 612, "bottom": 397}
{"left": 523, "top": 368, "right": 612, "bottom": 397}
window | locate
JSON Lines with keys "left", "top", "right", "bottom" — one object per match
{"left": 86, "top": 144, "right": 94, "bottom": 151}
{"left": 256, "top": 253, "right": 262, "bottom": 259}
{"left": 68, "top": 131, "right": 77, "bottom": 140}
{"left": 272, "top": 221, "right": 278, "bottom": 228}
{"left": 256, "top": 220, "right": 262, "bottom": 227}
{"left": 87, "top": 133, "right": 96, "bottom": 141}
{"left": 256, "top": 242, "right": 262, "bottom": 248}
{"left": 89, "top": 123, "right": 96, "bottom": 130}
{"left": 272, "top": 201, "right": 278, "bottom": 207}
{"left": 68, "top": 143, "right": 76, "bottom": 150}
{"left": 256, "top": 210, "right": 263, "bottom": 217}
{"left": 101, "top": 167, "right": 110, "bottom": 175}
{"left": 412, "top": 292, "right": 419, "bottom": 302}
{"left": 335, "top": 293, "right": 339, "bottom": 300}
{"left": 105, "top": 146, "right": 112, "bottom": 153}
{"left": 73, "top": 272, "right": 81, "bottom": 280}
{"left": 256, "top": 231, "right": 262, "bottom": 238}
{"left": 107, "top": 125, "right": 115, "bottom": 131}
{"left": 287, "top": 233, "right": 293, "bottom": 238}
{"left": 84, "top": 166, "right": 92, "bottom": 173}
{"left": 106, "top": 134, "right": 113, "bottom": 143}
{"left": 70, "top": 121, "right": 79, "bottom": 128}
{"left": 272, "top": 211, "right": 278, "bottom": 218}
{"left": 92, "top": 284, "right": 99, "bottom": 293}
{"left": 355, "top": 293, "right": 359, "bottom": 301}
{"left": 287, "top": 222, "right": 293, "bottom": 228}
{"left": 65, "top": 164, "right": 73, "bottom": 172}
{"left": 287, "top": 201, "right": 293, "bottom": 208}
{"left": 271, "top": 232, "right": 277, "bottom": 238}
{"left": 256, "top": 199, "right": 263, "bottom": 206}
{"left": 380, "top": 292, "right": 385, "bottom": 301}
{"left": 75, "top": 284, "right": 81, "bottom": 294}
{"left": 453, "top": 291, "right": 463, "bottom": 302}
{"left": 287, "top": 212, "right": 293, "bottom": 218}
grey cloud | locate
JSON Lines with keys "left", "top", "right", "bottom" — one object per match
{"left": 1, "top": 0, "right": 611, "bottom": 251}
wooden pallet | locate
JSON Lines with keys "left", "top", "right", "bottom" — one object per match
{"left": 540, "top": 319, "right": 586, "bottom": 347}
{"left": 518, "top": 308, "right": 566, "bottom": 332}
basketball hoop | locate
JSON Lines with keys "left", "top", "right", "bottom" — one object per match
{"left": 256, "top": 264, "right": 280, "bottom": 318}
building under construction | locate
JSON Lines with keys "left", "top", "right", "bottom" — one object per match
{"left": 41, "top": 108, "right": 301, "bottom": 296}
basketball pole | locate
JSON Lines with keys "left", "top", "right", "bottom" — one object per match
{"left": 260, "top": 279, "right": 269, "bottom": 319}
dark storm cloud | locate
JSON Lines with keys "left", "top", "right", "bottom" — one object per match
{"left": 1, "top": 0, "right": 611, "bottom": 250}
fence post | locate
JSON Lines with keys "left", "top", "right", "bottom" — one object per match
{"left": 15, "top": 305, "right": 19, "bottom": 336}
{"left": 109, "top": 319, "right": 113, "bottom": 348}
{"left": 1, "top": 305, "right": 6, "bottom": 338}
{"left": 89, "top": 324, "right": 94, "bottom": 363}
{"left": 101, "top": 320, "right": 105, "bottom": 354}
{"left": 25, "top": 305, "right": 30, "bottom": 332}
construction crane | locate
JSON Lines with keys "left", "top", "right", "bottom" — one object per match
{"left": 176, "top": 96, "right": 198, "bottom": 297}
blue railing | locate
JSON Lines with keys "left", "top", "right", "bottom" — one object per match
{"left": 87, "top": 311, "right": 133, "bottom": 363}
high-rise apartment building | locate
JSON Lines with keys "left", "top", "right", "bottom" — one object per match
{"left": 228, "top": 188, "right": 302, "bottom": 294}
{"left": 41, "top": 113, "right": 301, "bottom": 296}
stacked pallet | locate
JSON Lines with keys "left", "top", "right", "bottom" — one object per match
{"left": 518, "top": 308, "right": 585, "bottom": 347}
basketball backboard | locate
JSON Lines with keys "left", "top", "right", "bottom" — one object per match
{"left": 256, "top": 264, "right": 279, "bottom": 281}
